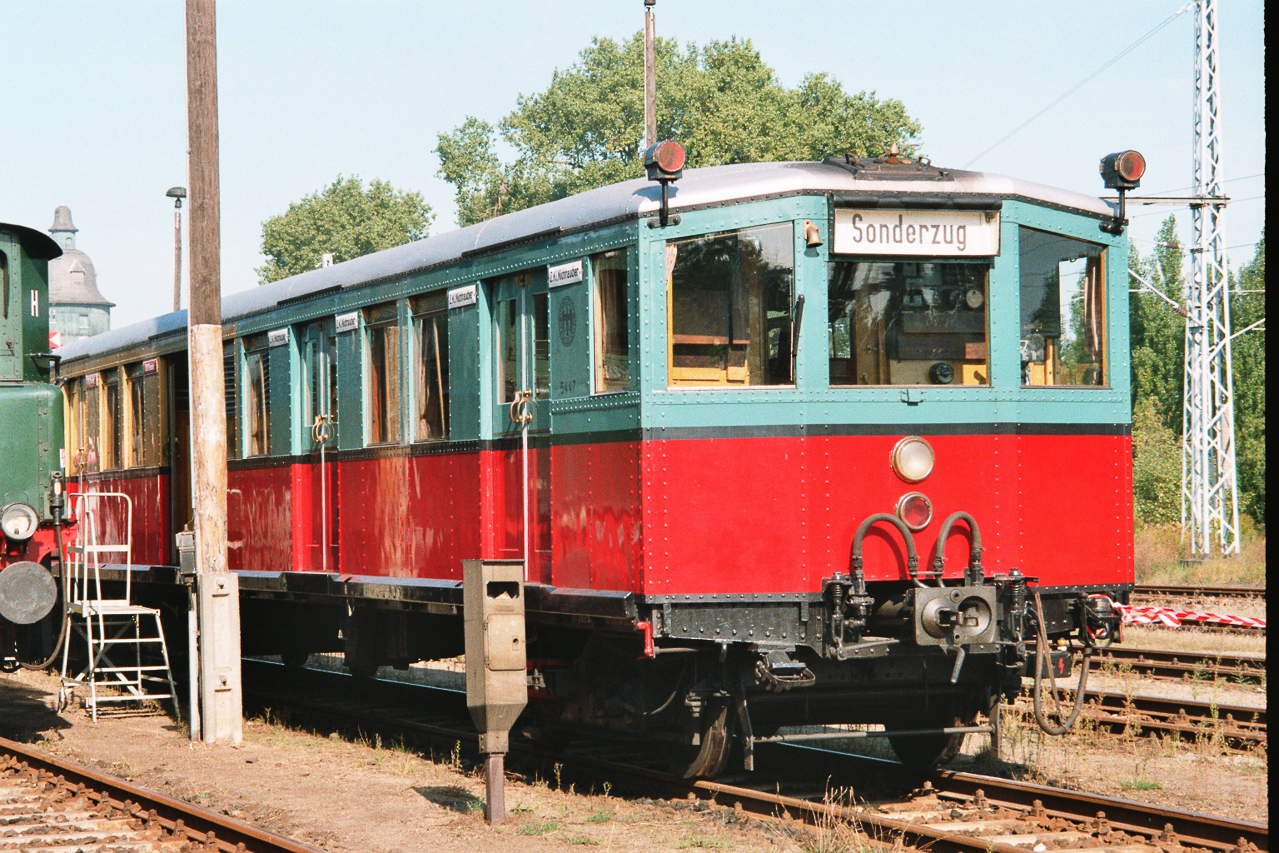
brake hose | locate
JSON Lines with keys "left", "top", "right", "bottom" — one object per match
{"left": 1030, "top": 587, "right": 1090, "bottom": 735}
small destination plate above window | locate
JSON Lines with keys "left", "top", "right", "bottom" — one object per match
{"left": 833, "top": 209, "right": 999, "bottom": 257}
{"left": 268, "top": 328, "right": 290, "bottom": 347}
{"left": 448, "top": 284, "right": 478, "bottom": 309}
{"left": 547, "top": 260, "right": 583, "bottom": 288}
{"left": 335, "top": 312, "right": 360, "bottom": 333}
{"left": 142, "top": 358, "right": 159, "bottom": 375}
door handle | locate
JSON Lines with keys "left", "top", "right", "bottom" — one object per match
{"left": 508, "top": 389, "right": 533, "bottom": 425}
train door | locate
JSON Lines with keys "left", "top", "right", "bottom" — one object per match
{"left": 489, "top": 270, "right": 551, "bottom": 582}
{"left": 300, "top": 321, "right": 338, "bottom": 572}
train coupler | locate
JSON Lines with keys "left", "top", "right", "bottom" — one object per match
{"left": 752, "top": 647, "right": 815, "bottom": 690}
{"left": 1079, "top": 594, "right": 1122, "bottom": 645}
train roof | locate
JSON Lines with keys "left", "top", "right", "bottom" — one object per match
{"left": 1, "top": 221, "right": 63, "bottom": 261}
{"left": 54, "top": 159, "right": 1116, "bottom": 363}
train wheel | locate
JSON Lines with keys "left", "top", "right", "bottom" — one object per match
{"left": 884, "top": 713, "right": 964, "bottom": 775}
{"left": 665, "top": 700, "right": 733, "bottom": 779}
{"left": 279, "top": 648, "right": 311, "bottom": 669}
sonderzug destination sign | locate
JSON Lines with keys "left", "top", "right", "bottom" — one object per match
{"left": 833, "top": 208, "right": 999, "bottom": 256}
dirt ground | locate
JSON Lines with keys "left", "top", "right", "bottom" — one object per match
{"left": 1, "top": 631, "right": 1268, "bottom": 852}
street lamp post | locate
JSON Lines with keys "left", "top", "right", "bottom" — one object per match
{"left": 167, "top": 186, "right": 187, "bottom": 313}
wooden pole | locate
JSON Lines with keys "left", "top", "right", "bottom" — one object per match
{"left": 186, "top": 0, "right": 241, "bottom": 745}
{"left": 644, "top": 0, "right": 656, "bottom": 149}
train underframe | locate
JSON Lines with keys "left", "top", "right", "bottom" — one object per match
{"left": 24, "top": 559, "right": 1127, "bottom": 779}
{"left": 232, "top": 564, "right": 1127, "bottom": 778}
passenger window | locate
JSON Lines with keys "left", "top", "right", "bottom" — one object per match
{"left": 1019, "top": 229, "right": 1106, "bottom": 386}
{"left": 593, "top": 250, "right": 628, "bottom": 392}
{"left": 128, "top": 363, "right": 145, "bottom": 467}
{"left": 412, "top": 293, "right": 449, "bottom": 441}
{"left": 224, "top": 344, "right": 239, "bottom": 460}
{"left": 667, "top": 223, "right": 795, "bottom": 387}
{"left": 828, "top": 261, "right": 990, "bottom": 386}
{"left": 102, "top": 369, "right": 122, "bottom": 469}
{"left": 244, "top": 334, "right": 271, "bottom": 456}
{"left": 365, "top": 302, "right": 401, "bottom": 444}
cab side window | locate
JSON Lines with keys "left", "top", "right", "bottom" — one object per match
{"left": 1019, "top": 228, "right": 1106, "bottom": 386}
{"left": 667, "top": 223, "right": 795, "bottom": 387}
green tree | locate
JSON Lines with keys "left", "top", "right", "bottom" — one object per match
{"left": 436, "top": 34, "right": 921, "bottom": 226}
{"left": 1131, "top": 396, "right": 1182, "bottom": 526}
{"left": 258, "top": 175, "right": 434, "bottom": 284}
{"left": 1128, "top": 216, "right": 1187, "bottom": 435}
{"left": 1127, "top": 216, "right": 1188, "bottom": 526}
{"left": 1229, "top": 230, "right": 1265, "bottom": 526}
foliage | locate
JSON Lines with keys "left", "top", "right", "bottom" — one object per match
{"left": 1128, "top": 217, "right": 1187, "bottom": 435}
{"left": 1229, "top": 229, "right": 1265, "bottom": 526}
{"left": 1126, "top": 222, "right": 1266, "bottom": 531}
{"left": 436, "top": 34, "right": 921, "bottom": 226}
{"left": 1127, "top": 216, "right": 1187, "bottom": 525}
{"left": 1131, "top": 397, "right": 1182, "bottom": 526}
{"left": 258, "top": 175, "right": 433, "bottom": 284}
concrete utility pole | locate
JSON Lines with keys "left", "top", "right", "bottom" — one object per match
{"left": 644, "top": 0, "right": 657, "bottom": 148}
{"left": 1182, "top": 0, "right": 1239, "bottom": 557}
{"left": 186, "top": 0, "right": 242, "bottom": 743}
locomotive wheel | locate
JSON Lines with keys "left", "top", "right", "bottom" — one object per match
{"left": 665, "top": 701, "right": 734, "bottom": 779}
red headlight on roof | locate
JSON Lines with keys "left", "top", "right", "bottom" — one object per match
{"left": 1100, "top": 150, "right": 1145, "bottom": 190}
{"left": 644, "top": 140, "right": 686, "bottom": 181}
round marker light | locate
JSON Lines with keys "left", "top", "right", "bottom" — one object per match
{"left": 1, "top": 503, "right": 39, "bottom": 541}
{"left": 890, "top": 436, "right": 935, "bottom": 482}
{"left": 643, "top": 139, "right": 687, "bottom": 181}
{"left": 1100, "top": 149, "right": 1146, "bottom": 190}
{"left": 1114, "top": 150, "right": 1146, "bottom": 183}
{"left": 896, "top": 492, "right": 933, "bottom": 531}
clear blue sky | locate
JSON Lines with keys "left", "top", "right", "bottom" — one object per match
{"left": 1, "top": 1, "right": 1265, "bottom": 329}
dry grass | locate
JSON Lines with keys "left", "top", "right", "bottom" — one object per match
{"left": 1134, "top": 523, "right": 1267, "bottom": 587}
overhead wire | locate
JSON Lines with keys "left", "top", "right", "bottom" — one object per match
{"left": 963, "top": 6, "right": 1191, "bottom": 169}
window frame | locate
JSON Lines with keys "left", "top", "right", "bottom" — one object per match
{"left": 665, "top": 221, "right": 797, "bottom": 389}
{"left": 412, "top": 292, "right": 450, "bottom": 442}
{"left": 364, "top": 301, "right": 402, "bottom": 446}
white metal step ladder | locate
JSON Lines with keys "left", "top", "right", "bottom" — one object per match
{"left": 58, "top": 492, "right": 181, "bottom": 721}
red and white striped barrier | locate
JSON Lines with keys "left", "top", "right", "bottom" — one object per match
{"left": 1115, "top": 603, "right": 1266, "bottom": 630}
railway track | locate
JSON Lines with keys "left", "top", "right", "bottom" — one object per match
{"left": 692, "top": 765, "right": 1269, "bottom": 853}
{"left": 242, "top": 660, "right": 1268, "bottom": 853}
{"left": 0, "top": 734, "right": 327, "bottom": 853}
{"left": 1092, "top": 645, "right": 1265, "bottom": 684}
{"left": 1014, "top": 688, "right": 1265, "bottom": 750}
{"left": 1134, "top": 584, "right": 1265, "bottom": 601}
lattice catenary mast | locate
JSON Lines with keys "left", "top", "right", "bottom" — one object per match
{"left": 1182, "top": 0, "right": 1239, "bottom": 556}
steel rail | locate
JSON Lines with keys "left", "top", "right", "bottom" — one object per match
{"left": 0, "top": 734, "right": 328, "bottom": 853}
{"left": 1092, "top": 644, "right": 1265, "bottom": 684}
{"left": 1014, "top": 687, "right": 1265, "bottom": 748}
{"left": 936, "top": 770, "right": 1268, "bottom": 851}
{"left": 242, "top": 661, "right": 1269, "bottom": 853}
{"left": 1134, "top": 583, "right": 1265, "bottom": 600}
